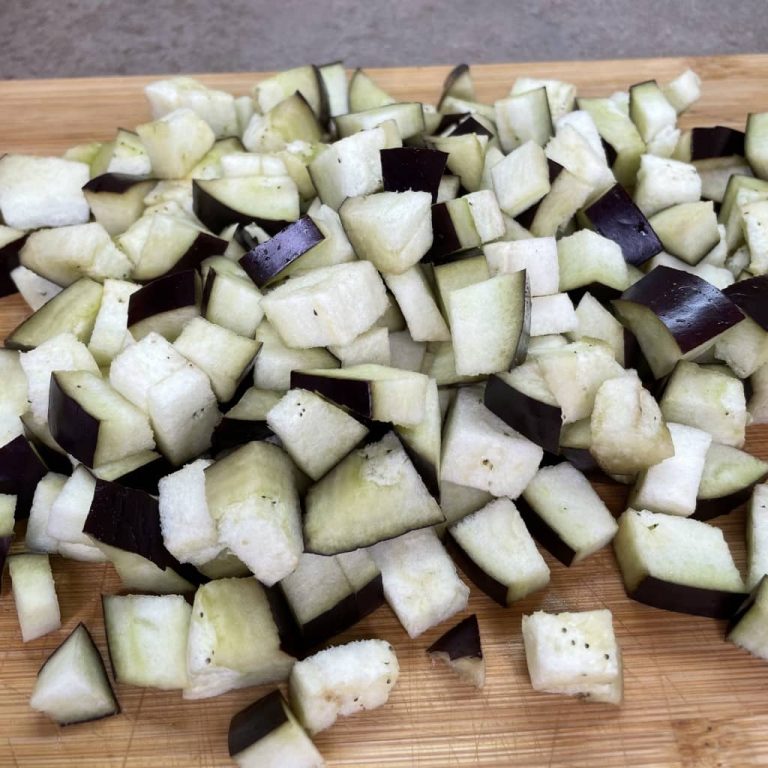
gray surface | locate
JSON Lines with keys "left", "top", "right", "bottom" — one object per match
{"left": 0, "top": 0, "right": 765, "bottom": 79}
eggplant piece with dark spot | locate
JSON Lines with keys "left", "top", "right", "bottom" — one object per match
{"left": 426, "top": 614, "right": 484, "bottom": 688}
{"left": 0, "top": 435, "right": 48, "bottom": 518}
{"left": 584, "top": 184, "right": 662, "bottom": 266}
{"left": 290, "top": 371, "right": 372, "bottom": 420}
{"left": 0, "top": 230, "right": 28, "bottom": 297}
{"left": 239, "top": 216, "right": 324, "bottom": 288}
{"left": 380, "top": 147, "right": 448, "bottom": 203}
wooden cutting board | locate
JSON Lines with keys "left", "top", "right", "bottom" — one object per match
{"left": 2, "top": 55, "right": 768, "bottom": 768}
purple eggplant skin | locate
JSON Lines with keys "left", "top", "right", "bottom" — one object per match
{"left": 116, "top": 455, "right": 175, "bottom": 496}
{"left": 0, "top": 231, "right": 28, "bottom": 298}
{"left": 239, "top": 216, "right": 324, "bottom": 288}
{"left": 228, "top": 690, "right": 290, "bottom": 758}
{"left": 211, "top": 418, "right": 274, "bottom": 455}
{"left": 691, "top": 126, "right": 745, "bottom": 161}
{"left": 427, "top": 614, "right": 482, "bottom": 660}
{"left": 422, "top": 202, "right": 464, "bottom": 263}
{"left": 515, "top": 495, "right": 577, "bottom": 567}
{"left": 601, "top": 138, "right": 618, "bottom": 168}
{"left": 381, "top": 147, "right": 449, "bottom": 203}
{"left": 614, "top": 266, "right": 744, "bottom": 354}
{"left": 192, "top": 181, "right": 288, "bottom": 237}
{"left": 82, "top": 172, "right": 154, "bottom": 195}
{"left": 724, "top": 276, "right": 768, "bottom": 331}
{"left": 84, "top": 478, "right": 205, "bottom": 586}
{"left": 0, "top": 535, "right": 12, "bottom": 591}
{"left": 48, "top": 372, "right": 101, "bottom": 468}
{"left": 290, "top": 371, "right": 373, "bottom": 419}
{"left": 693, "top": 477, "right": 768, "bottom": 522}
{"left": 396, "top": 433, "right": 440, "bottom": 500}
{"left": 483, "top": 374, "right": 562, "bottom": 455}
{"left": 127, "top": 269, "right": 198, "bottom": 327}
{"left": 141, "top": 231, "right": 226, "bottom": 284}
{"left": 514, "top": 160, "right": 564, "bottom": 230}
{"left": 37, "top": 622, "right": 121, "bottom": 725}
{"left": 444, "top": 531, "right": 509, "bottom": 606}
{"left": 20, "top": 415, "right": 73, "bottom": 477}
{"left": 0, "top": 435, "right": 48, "bottom": 518}
{"left": 727, "top": 575, "right": 766, "bottom": 634}
{"left": 585, "top": 184, "right": 663, "bottom": 266}
{"left": 444, "top": 115, "right": 494, "bottom": 138}
{"left": 434, "top": 113, "right": 471, "bottom": 135}
{"left": 264, "top": 585, "right": 305, "bottom": 660}
{"left": 629, "top": 575, "right": 747, "bottom": 620}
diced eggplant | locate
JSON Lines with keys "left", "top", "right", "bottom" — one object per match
{"left": 696, "top": 443, "right": 768, "bottom": 522}
{"left": 84, "top": 478, "right": 200, "bottom": 589}
{"left": 426, "top": 614, "right": 484, "bottom": 688}
{"left": 557, "top": 229, "right": 629, "bottom": 293}
{"left": 48, "top": 371, "right": 155, "bottom": 468}
{"left": 205, "top": 441, "right": 302, "bottom": 585}
{"left": 583, "top": 184, "right": 662, "bottom": 267}
{"left": 659, "top": 361, "right": 747, "bottom": 447}
{"left": 570, "top": 292, "right": 626, "bottom": 365}
{"left": 289, "top": 639, "right": 398, "bottom": 735}
{"left": 25, "top": 472, "right": 68, "bottom": 553}
{"left": 0, "top": 227, "right": 27, "bottom": 297}
{"left": 335, "top": 548, "right": 385, "bottom": 621}
{"left": 380, "top": 147, "right": 448, "bottom": 203}
{"left": 484, "top": 237, "right": 559, "bottom": 297}
{"left": 202, "top": 266, "right": 264, "bottom": 338}
{"left": 88, "top": 279, "right": 142, "bottom": 366}
{"left": 441, "top": 385, "right": 543, "bottom": 498}
{"left": 172, "top": 317, "right": 259, "bottom": 402}
{"left": 266, "top": 389, "right": 368, "bottom": 481}
{"left": 728, "top": 576, "right": 768, "bottom": 661}
{"left": 303, "top": 432, "right": 443, "bottom": 555}
{"left": 613, "top": 508, "right": 746, "bottom": 618}
{"left": 691, "top": 126, "right": 745, "bottom": 160}
{"left": 520, "top": 462, "right": 618, "bottom": 565}
{"left": 228, "top": 690, "right": 324, "bottom": 768}
{"left": 185, "top": 577, "right": 296, "bottom": 699}
{"left": 0, "top": 154, "right": 89, "bottom": 230}
{"left": 261, "top": 261, "right": 388, "bottom": 349}
{"left": 9, "top": 554, "right": 61, "bottom": 642}
{"left": 5, "top": 278, "right": 104, "bottom": 351}
{"left": 30, "top": 623, "right": 119, "bottom": 726}
{"left": 329, "top": 326, "right": 390, "bottom": 367}
{"left": 93, "top": 450, "right": 171, "bottom": 495}
{"left": 45, "top": 465, "right": 97, "bottom": 548}
{"left": 292, "top": 364, "right": 428, "bottom": 428}
{"left": 630, "top": 423, "right": 712, "bottom": 518}
{"left": 483, "top": 368, "right": 562, "bottom": 455}
{"left": 211, "top": 387, "right": 279, "bottom": 453}
{"left": 530, "top": 168, "right": 593, "bottom": 238}
{"left": 634, "top": 154, "right": 701, "bottom": 217}
{"left": 127, "top": 269, "right": 200, "bottom": 342}
{"left": 103, "top": 594, "right": 191, "bottom": 689}
{"left": 447, "top": 498, "right": 549, "bottom": 605}
{"left": 613, "top": 266, "right": 743, "bottom": 379}
{"left": 530, "top": 293, "right": 577, "bottom": 337}
{"left": 522, "top": 609, "right": 622, "bottom": 704}
{"left": 11, "top": 265, "right": 64, "bottom": 311}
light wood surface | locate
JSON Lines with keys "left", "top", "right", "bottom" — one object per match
{"left": 2, "top": 55, "right": 768, "bottom": 768}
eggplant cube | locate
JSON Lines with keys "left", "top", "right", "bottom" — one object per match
{"left": 104, "top": 594, "right": 191, "bottom": 689}
{"left": 521, "top": 462, "right": 618, "bottom": 565}
{"left": 634, "top": 154, "right": 701, "bottom": 217}
{"left": 448, "top": 498, "right": 549, "bottom": 605}
{"left": 173, "top": 317, "right": 260, "bottom": 402}
{"left": 660, "top": 361, "right": 747, "bottom": 448}
{"left": 522, "top": 609, "right": 622, "bottom": 702}
{"left": 185, "top": 577, "right": 296, "bottom": 700}
{"left": 0, "top": 493, "right": 15, "bottom": 536}
{"left": 448, "top": 272, "right": 530, "bottom": 376}
{"left": 614, "top": 508, "right": 746, "bottom": 618}
{"left": 288, "top": 639, "right": 399, "bottom": 734}
{"left": 530, "top": 293, "right": 577, "bottom": 337}
{"left": 370, "top": 528, "right": 469, "bottom": 638}
{"left": 228, "top": 690, "right": 324, "bottom": 768}
{"left": 147, "top": 363, "right": 220, "bottom": 466}
{"left": 728, "top": 576, "right": 768, "bottom": 661}
{"left": 747, "top": 484, "right": 768, "bottom": 591}
{"left": 556, "top": 229, "right": 629, "bottom": 292}
{"left": 491, "top": 140, "right": 551, "bottom": 218}
{"left": 136, "top": 108, "right": 215, "bottom": 179}
{"left": 303, "top": 431, "right": 444, "bottom": 555}
{"left": 0, "top": 154, "right": 90, "bottom": 230}
{"left": 158, "top": 458, "right": 220, "bottom": 567}
{"left": 427, "top": 614, "right": 485, "bottom": 688}
{"left": 590, "top": 374, "right": 674, "bottom": 475}
{"left": 9, "top": 554, "right": 61, "bottom": 642}
{"left": 205, "top": 441, "right": 302, "bottom": 585}
{"left": 266, "top": 389, "right": 368, "bottom": 481}
{"left": 441, "top": 385, "right": 543, "bottom": 498}
{"left": 339, "top": 190, "right": 433, "bottom": 275}
{"left": 26, "top": 472, "right": 67, "bottom": 554}
{"left": 484, "top": 237, "right": 559, "bottom": 297}
{"left": 20, "top": 332, "right": 100, "bottom": 424}
{"left": 261, "top": 261, "right": 388, "bottom": 349}
{"left": 30, "top": 623, "right": 119, "bottom": 726}
{"left": 631, "top": 423, "right": 712, "bottom": 517}
{"left": 46, "top": 465, "right": 96, "bottom": 547}
{"left": 88, "top": 279, "right": 142, "bottom": 366}
{"left": 49, "top": 371, "right": 155, "bottom": 468}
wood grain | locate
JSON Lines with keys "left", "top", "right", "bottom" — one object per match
{"left": 2, "top": 54, "right": 768, "bottom": 768}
